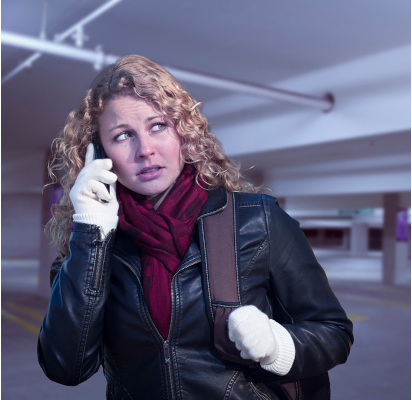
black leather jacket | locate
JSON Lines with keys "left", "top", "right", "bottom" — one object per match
{"left": 38, "top": 188, "right": 353, "bottom": 400}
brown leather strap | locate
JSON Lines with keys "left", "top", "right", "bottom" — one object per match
{"left": 204, "top": 194, "right": 238, "bottom": 303}
{"left": 203, "top": 193, "right": 252, "bottom": 364}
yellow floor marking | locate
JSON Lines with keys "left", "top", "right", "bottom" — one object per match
{"left": 346, "top": 313, "right": 369, "bottom": 321}
{"left": 1, "top": 309, "right": 40, "bottom": 335}
{"left": 5, "top": 301, "right": 44, "bottom": 321}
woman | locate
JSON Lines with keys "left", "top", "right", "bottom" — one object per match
{"left": 38, "top": 55, "right": 353, "bottom": 400}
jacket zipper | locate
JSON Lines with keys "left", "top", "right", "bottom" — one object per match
{"left": 92, "top": 230, "right": 114, "bottom": 291}
{"left": 113, "top": 253, "right": 200, "bottom": 400}
{"left": 163, "top": 339, "right": 174, "bottom": 400}
{"left": 164, "top": 340, "right": 171, "bottom": 363}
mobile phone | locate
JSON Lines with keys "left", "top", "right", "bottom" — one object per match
{"left": 93, "top": 142, "right": 110, "bottom": 201}
{"left": 93, "top": 141, "right": 108, "bottom": 161}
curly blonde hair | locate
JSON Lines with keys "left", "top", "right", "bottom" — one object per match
{"left": 46, "top": 54, "right": 260, "bottom": 258}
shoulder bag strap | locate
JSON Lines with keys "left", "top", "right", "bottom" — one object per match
{"left": 202, "top": 193, "right": 252, "bottom": 364}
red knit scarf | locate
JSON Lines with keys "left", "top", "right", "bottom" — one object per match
{"left": 117, "top": 164, "right": 208, "bottom": 339}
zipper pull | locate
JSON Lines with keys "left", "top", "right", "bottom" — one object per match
{"left": 164, "top": 340, "right": 170, "bottom": 364}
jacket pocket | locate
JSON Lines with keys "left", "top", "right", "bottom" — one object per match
{"left": 224, "top": 370, "right": 281, "bottom": 400}
{"left": 104, "top": 369, "right": 133, "bottom": 400}
{"left": 250, "top": 382, "right": 277, "bottom": 400}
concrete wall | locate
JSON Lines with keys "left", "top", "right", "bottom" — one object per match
{"left": 2, "top": 193, "right": 43, "bottom": 259}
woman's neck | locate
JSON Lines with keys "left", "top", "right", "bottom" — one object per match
{"left": 146, "top": 185, "right": 174, "bottom": 210}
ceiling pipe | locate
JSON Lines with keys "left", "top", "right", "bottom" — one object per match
{"left": 2, "top": 31, "right": 118, "bottom": 68}
{"left": 2, "top": 30, "right": 333, "bottom": 111}
{"left": 165, "top": 66, "right": 333, "bottom": 111}
{"left": 2, "top": 0, "right": 123, "bottom": 84}
{"left": 53, "top": 0, "right": 122, "bottom": 44}
{"left": 1, "top": 52, "right": 43, "bottom": 84}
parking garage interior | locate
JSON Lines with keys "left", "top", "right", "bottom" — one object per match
{"left": 2, "top": 1, "right": 411, "bottom": 399}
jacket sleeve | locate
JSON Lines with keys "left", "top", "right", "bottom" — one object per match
{"left": 262, "top": 195, "right": 354, "bottom": 380}
{"left": 37, "top": 222, "right": 116, "bottom": 386}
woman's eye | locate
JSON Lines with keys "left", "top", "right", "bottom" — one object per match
{"left": 115, "top": 132, "right": 131, "bottom": 141}
{"left": 152, "top": 123, "right": 166, "bottom": 132}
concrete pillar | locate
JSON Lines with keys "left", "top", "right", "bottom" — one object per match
{"left": 382, "top": 193, "right": 410, "bottom": 285}
{"left": 37, "top": 150, "right": 59, "bottom": 298}
{"left": 243, "top": 167, "right": 265, "bottom": 188}
{"left": 350, "top": 223, "right": 369, "bottom": 256}
{"left": 318, "top": 229, "right": 325, "bottom": 248}
{"left": 342, "top": 228, "right": 350, "bottom": 250}
{"left": 276, "top": 197, "right": 286, "bottom": 210}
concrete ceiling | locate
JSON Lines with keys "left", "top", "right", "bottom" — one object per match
{"left": 2, "top": 0, "right": 410, "bottom": 164}
{"left": 233, "top": 130, "right": 411, "bottom": 170}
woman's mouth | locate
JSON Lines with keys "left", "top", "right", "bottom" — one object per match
{"left": 138, "top": 166, "right": 164, "bottom": 181}
{"left": 141, "top": 167, "right": 160, "bottom": 174}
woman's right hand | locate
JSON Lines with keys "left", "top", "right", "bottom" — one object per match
{"left": 69, "top": 143, "right": 119, "bottom": 236}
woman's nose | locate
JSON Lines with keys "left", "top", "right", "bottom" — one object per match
{"left": 136, "top": 136, "right": 154, "bottom": 158}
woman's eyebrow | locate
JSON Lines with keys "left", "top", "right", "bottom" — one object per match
{"left": 146, "top": 115, "right": 164, "bottom": 122}
{"left": 109, "top": 123, "right": 129, "bottom": 133}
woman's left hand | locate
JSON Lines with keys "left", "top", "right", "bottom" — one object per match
{"left": 228, "top": 305, "right": 279, "bottom": 365}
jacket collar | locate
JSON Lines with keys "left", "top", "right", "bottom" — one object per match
{"left": 197, "top": 187, "right": 228, "bottom": 220}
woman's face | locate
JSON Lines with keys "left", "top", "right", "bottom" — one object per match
{"left": 99, "top": 95, "right": 184, "bottom": 198}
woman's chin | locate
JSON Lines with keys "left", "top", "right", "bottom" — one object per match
{"left": 119, "top": 181, "right": 165, "bottom": 197}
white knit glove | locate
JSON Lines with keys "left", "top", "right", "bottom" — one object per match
{"left": 228, "top": 305, "right": 296, "bottom": 376}
{"left": 70, "top": 143, "right": 119, "bottom": 238}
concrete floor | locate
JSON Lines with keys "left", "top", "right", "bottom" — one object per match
{"left": 2, "top": 252, "right": 411, "bottom": 400}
